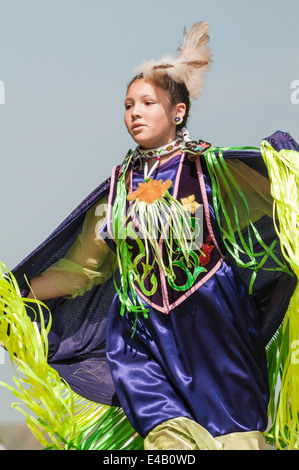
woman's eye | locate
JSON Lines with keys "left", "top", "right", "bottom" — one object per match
{"left": 145, "top": 101, "right": 154, "bottom": 106}
{"left": 125, "top": 104, "right": 132, "bottom": 110}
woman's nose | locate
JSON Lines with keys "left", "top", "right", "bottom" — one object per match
{"left": 131, "top": 104, "right": 142, "bottom": 119}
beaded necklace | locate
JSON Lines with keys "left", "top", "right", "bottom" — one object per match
{"left": 141, "top": 139, "right": 181, "bottom": 181}
{"left": 134, "top": 128, "right": 191, "bottom": 182}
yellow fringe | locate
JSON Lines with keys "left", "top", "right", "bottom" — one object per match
{"left": 0, "top": 262, "right": 110, "bottom": 449}
{"left": 261, "top": 141, "right": 299, "bottom": 449}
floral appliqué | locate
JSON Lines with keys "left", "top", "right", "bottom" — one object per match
{"left": 180, "top": 194, "right": 200, "bottom": 214}
{"left": 199, "top": 235, "right": 214, "bottom": 266}
{"left": 181, "top": 139, "right": 211, "bottom": 156}
{"left": 127, "top": 178, "right": 172, "bottom": 204}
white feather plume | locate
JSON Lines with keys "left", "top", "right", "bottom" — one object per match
{"left": 134, "top": 22, "right": 212, "bottom": 100}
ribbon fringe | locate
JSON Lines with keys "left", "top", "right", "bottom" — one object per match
{"left": 0, "top": 262, "right": 142, "bottom": 450}
{"left": 261, "top": 141, "right": 299, "bottom": 449}
{"left": 205, "top": 142, "right": 299, "bottom": 449}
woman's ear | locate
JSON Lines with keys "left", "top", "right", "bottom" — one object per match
{"left": 174, "top": 102, "right": 187, "bottom": 119}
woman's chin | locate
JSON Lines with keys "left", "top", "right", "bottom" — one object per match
{"left": 133, "top": 137, "right": 170, "bottom": 150}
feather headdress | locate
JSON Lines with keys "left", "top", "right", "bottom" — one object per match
{"left": 134, "top": 22, "right": 212, "bottom": 100}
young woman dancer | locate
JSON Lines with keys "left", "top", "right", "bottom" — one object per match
{"left": 1, "top": 22, "right": 298, "bottom": 450}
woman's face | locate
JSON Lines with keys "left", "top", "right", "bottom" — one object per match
{"left": 124, "top": 79, "right": 185, "bottom": 149}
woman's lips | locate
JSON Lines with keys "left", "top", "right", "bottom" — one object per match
{"left": 131, "top": 123, "right": 145, "bottom": 132}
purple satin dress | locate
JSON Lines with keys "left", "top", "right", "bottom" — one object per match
{"left": 106, "top": 155, "right": 269, "bottom": 439}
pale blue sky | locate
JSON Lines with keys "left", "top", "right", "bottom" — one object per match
{"left": 0, "top": 0, "right": 298, "bottom": 424}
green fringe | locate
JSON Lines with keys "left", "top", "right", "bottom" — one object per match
{"left": 0, "top": 262, "right": 143, "bottom": 450}
{"left": 112, "top": 154, "right": 202, "bottom": 334}
{"left": 260, "top": 141, "right": 299, "bottom": 449}
{"left": 204, "top": 142, "right": 299, "bottom": 449}
{"left": 204, "top": 147, "right": 291, "bottom": 293}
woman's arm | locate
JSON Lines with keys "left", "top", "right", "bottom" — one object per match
{"left": 27, "top": 275, "right": 69, "bottom": 300}
{"left": 25, "top": 195, "right": 116, "bottom": 301}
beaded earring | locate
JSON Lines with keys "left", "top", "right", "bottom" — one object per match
{"left": 172, "top": 116, "right": 184, "bottom": 126}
